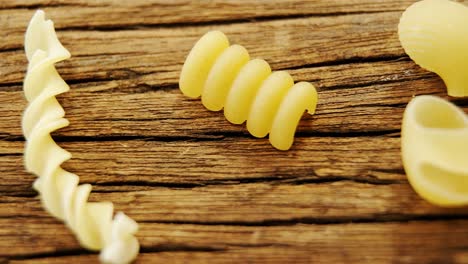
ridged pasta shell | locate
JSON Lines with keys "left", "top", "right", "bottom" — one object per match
{"left": 398, "top": 0, "right": 468, "bottom": 97}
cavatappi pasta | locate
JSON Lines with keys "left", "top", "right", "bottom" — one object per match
{"left": 401, "top": 95, "right": 468, "bottom": 206}
{"left": 179, "top": 31, "right": 318, "bottom": 150}
{"left": 23, "top": 10, "right": 139, "bottom": 263}
{"left": 398, "top": 0, "right": 468, "bottom": 97}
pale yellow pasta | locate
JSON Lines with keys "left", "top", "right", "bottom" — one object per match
{"left": 179, "top": 31, "right": 318, "bottom": 150}
{"left": 401, "top": 95, "right": 468, "bottom": 206}
{"left": 398, "top": 0, "right": 468, "bottom": 97}
{"left": 23, "top": 10, "right": 139, "bottom": 263}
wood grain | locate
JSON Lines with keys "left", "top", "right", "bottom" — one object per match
{"left": 4, "top": 180, "right": 468, "bottom": 223}
{"left": 0, "top": 66, "right": 455, "bottom": 139}
{"left": 2, "top": 11, "right": 406, "bottom": 85}
{"left": 1, "top": 136, "right": 405, "bottom": 194}
{"left": 1, "top": 0, "right": 468, "bottom": 263}
{"left": 1, "top": 0, "right": 414, "bottom": 51}
{"left": 5, "top": 220, "right": 468, "bottom": 263}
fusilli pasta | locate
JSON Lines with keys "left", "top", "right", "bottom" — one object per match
{"left": 22, "top": 10, "right": 139, "bottom": 264}
{"left": 180, "top": 31, "right": 318, "bottom": 150}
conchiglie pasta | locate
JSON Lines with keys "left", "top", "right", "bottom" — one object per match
{"left": 180, "top": 31, "right": 318, "bottom": 150}
{"left": 401, "top": 95, "right": 468, "bottom": 207}
{"left": 22, "top": 10, "right": 139, "bottom": 263}
{"left": 398, "top": 0, "right": 468, "bottom": 97}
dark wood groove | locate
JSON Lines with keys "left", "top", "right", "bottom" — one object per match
{"left": 137, "top": 215, "right": 468, "bottom": 227}
{"left": 62, "top": 11, "right": 398, "bottom": 31}
{"left": 1, "top": 128, "right": 401, "bottom": 146}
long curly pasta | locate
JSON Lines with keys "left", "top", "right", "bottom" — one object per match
{"left": 401, "top": 95, "right": 468, "bottom": 206}
{"left": 22, "top": 10, "right": 139, "bottom": 263}
{"left": 179, "top": 31, "right": 318, "bottom": 150}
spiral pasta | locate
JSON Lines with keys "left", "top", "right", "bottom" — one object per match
{"left": 22, "top": 10, "right": 139, "bottom": 263}
{"left": 179, "top": 31, "right": 318, "bottom": 150}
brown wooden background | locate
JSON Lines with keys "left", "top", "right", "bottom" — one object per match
{"left": 1, "top": 0, "right": 468, "bottom": 263}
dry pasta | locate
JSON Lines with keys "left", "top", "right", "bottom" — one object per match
{"left": 179, "top": 31, "right": 318, "bottom": 150}
{"left": 23, "top": 10, "right": 139, "bottom": 263}
{"left": 401, "top": 95, "right": 468, "bottom": 206}
{"left": 398, "top": 0, "right": 468, "bottom": 97}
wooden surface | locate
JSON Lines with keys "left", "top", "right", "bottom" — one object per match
{"left": 1, "top": 0, "right": 468, "bottom": 263}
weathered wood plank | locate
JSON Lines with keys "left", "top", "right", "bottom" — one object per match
{"left": 4, "top": 220, "right": 468, "bottom": 263}
{"left": 1, "top": 11, "right": 404, "bottom": 77}
{"left": 3, "top": 181, "right": 468, "bottom": 223}
{"left": 1, "top": 0, "right": 415, "bottom": 15}
{"left": 1, "top": 76, "right": 457, "bottom": 139}
{"left": 0, "top": 0, "right": 415, "bottom": 51}
{"left": 1, "top": 136, "right": 405, "bottom": 192}
{"left": 8, "top": 251, "right": 468, "bottom": 264}
{"left": 3, "top": 10, "right": 463, "bottom": 141}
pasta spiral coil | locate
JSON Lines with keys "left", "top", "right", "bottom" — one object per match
{"left": 22, "top": 10, "right": 139, "bottom": 264}
{"left": 180, "top": 31, "right": 318, "bottom": 150}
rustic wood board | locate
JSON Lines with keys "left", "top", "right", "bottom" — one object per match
{"left": 1, "top": 0, "right": 468, "bottom": 263}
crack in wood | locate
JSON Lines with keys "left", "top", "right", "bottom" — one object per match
{"left": 89, "top": 175, "right": 403, "bottom": 192}
{"left": 136, "top": 215, "right": 468, "bottom": 227}
{"left": 0, "top": 3, "right": 104, "bottom": 10}
{"left": 282, "top": 54, "right": 409, "bottom": 71}
{"left": 5, "top": 249, "right": 92, "bottom": 261}
{"left": 0, "top": 153, "right": 22, "bottom": 157}
{"left": 323, "top": 75, "right": 436, "bottom": 92}
{"left": 5, "top": 244, "right": 224, "bottom": 261}
{"left": 8, "top": 11, "right": 402, "bottom": 33}
{"left": 284, "top": 176, "right": 403, "bottom": 186}
{"left": 0, "top": 129, "right": 401, "bottom": 145}
{"left": 1, "top": 172, "right": 405, "bottom": 199}
{"left": 0, "top": 47, "right": 23, "bottom": 53}
{"left": 140, "top": 244, "right": 224, "bottom": 253}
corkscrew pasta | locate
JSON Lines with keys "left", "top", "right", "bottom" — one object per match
{"left": 22, "top": 10, "right": 139, "bottom": 263}
{"left": 398, "top": 0, "right": 468, "bottom": 97}
{"left": 401, "top": 95, "right": 468, "bottom": 206}
{"left": 179, "top": 31, "right": 318, "bottom": 150}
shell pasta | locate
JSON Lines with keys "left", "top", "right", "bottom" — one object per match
{"left": 398, "top": 0, "right": 468, "bottom": 97}
{"left": 22, "top": 10, "right": 139, "bottom": 263}
{"left": 180, "top": 31, "right": 318, "bottom": 150}
{"left": 401, "top": 95, "right": 468, "bottom": 206}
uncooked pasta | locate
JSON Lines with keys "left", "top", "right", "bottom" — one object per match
{"left": 179, "top": 31, "right": 318, "bottom": 150}
{"left": 22, "top": 10, "right": 139, "bottom": 263}
{"left": 401, "top": 95, "right": 468, "bottom": 206}
{"left": 398, "top": 0, "right": 468, "bottom": 97}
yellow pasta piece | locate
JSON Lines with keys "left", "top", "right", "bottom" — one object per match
{"left": 23, "top": 10, "right": 139, "bottom": 263}
{"left": 179, "top": 31, "right": 318, "bottom": 150}
{"left": 401, "top": 95, "right": 468, "bottom": 206}
{"left": 398, "top": 0, "right": 468, "bottom": 97}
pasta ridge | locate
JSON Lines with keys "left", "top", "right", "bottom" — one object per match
{"left": 22, "top": 10, "right": 139, "bottom": 264}
{"left": 179, "top": 31, "right": 318, "bottom": 150}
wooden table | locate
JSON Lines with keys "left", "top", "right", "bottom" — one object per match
{"left": 1, "top": 1, "right": 468, "bottom": 263}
